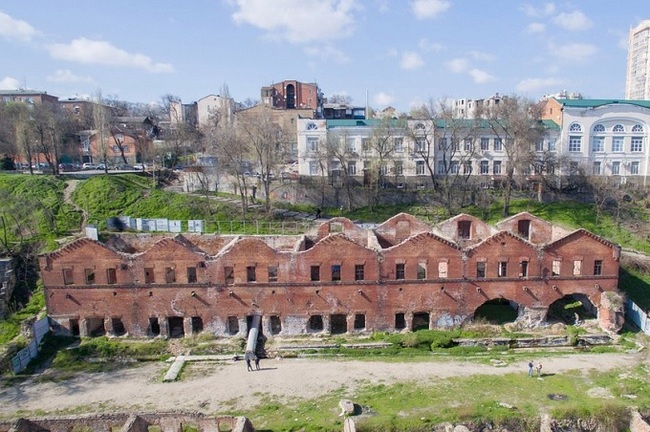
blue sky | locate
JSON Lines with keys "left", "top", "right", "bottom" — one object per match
{"left": 0, "top": 1, "right": 647, "bottom": 112}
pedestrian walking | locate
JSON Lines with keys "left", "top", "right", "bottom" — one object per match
{"left": 245, "top": 351, "right": 254, "bottom": 372}
{"left": 254, "top": 355, "right": 260, "bottom": 371}
{"left": 536, "top": 362, "right": 543, "bottom": 377}
{"left": 528, "top": 360, "right": 534, "bottom": 377}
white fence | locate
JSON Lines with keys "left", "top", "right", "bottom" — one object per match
{"left": 625, "top": 298, "right": 650, "bottom": 335}
{"left": 11, "top": 317, "right": 50, "bottom": 373}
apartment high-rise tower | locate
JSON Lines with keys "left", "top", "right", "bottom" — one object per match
{"left": 625, "top": 20, "right": 650, "bottom": 100}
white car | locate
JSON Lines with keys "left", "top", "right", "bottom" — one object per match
{"left": 82, "top": 163, "right": 98, "bottom": 170}
{"left": 133, "top": 163, "right": 147, "bottom": 170}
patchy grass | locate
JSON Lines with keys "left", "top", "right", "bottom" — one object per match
{"left": 234, "top": 363, "right": 650, "bottom": 431}
{"left": 0, "top": 287, "right": 44, "bottom": 344}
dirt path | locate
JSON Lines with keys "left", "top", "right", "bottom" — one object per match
{"left": 0, "top": 351, "right": 641, "bottom": 417}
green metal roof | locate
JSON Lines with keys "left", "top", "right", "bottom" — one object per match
{"left": 326, "top": 119, "right": 402, "bottom": 128}
{"left": 555, "top": 98, "right": 650, "bottom": 109}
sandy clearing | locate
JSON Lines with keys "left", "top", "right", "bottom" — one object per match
{"left": 0, "top": 351, "right": 641, "bottom": 417}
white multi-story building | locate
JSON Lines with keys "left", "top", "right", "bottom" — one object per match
{"left": 543, "top": 98, "right": 650, "bottom": 185}
{"left": 626, "top": 20, "right": 650, "bottom": 100}
{"left": 297, "top": 118, "right": 560, "bottom": 186}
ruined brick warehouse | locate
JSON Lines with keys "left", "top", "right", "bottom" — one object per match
{"left": 39, "top": 212, "right": 621, "bottom": 338}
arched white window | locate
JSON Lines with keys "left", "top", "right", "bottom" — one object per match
{"left": 613, "top": 124, "right": 625, "bottom": 133}
{"left": 569, "top": 123, "right": 582, "bottom": 132}
{"left": 632, "top": 124, "right": 644, "bottom": 133}
{"left": 414, "top": 122, "right": 425, "bottom": 130}
{"left": 592, "top": 124, "right": 605, "bottom": 133}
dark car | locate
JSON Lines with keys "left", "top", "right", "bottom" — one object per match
{"left": 58, "top": 163, "right": 75, "bottom": 172}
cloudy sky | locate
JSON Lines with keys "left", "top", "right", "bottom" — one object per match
{"left": 0, "top": 1, "right": 646, "bottom": 112}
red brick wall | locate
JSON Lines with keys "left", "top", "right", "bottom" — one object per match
{"left": 40, "top": 215, "right": 621, "bottom": 337}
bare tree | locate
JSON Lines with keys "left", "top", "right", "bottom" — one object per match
{"left": 236, "top": 106, "right": 288, "bottom": 214}
{"left": 324, "top": 130, "right": 357, "bottom": 210}
{"left": 92, "top": 92, "right": 111, "bottom": 173}
{"left": 476, "top": 95, "right": 545, "bottom": 217}
{"left": 215, "top": 124, "right": 253, "bottom": 216}
{"left": 408, "top": 100, "right": 439, "bottom": 191}
{"left": 364, "top": 117, "right": 404, "bottom": 209}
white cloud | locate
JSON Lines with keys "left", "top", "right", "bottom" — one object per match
{"left": 47, "top": 69, "right": 93, "bottom": 84}
{"left": 468, "top": 68, "right": 495, "bottom": 84}
{"left": 0, "top": 11, "right": 38, "bottom": 42}
{"left": 373, "top": 91, "right": 394, "bottom": 106}
{"left": 304, "top": 45, "right": 350, "bottom": 63}
{"left": 516, "top": 77, "right": 565, "bottom": 92}
{"left": 527, "top": 22, "right": 546, "bottom": 33}
{"left": 553, "top": 10, "right": 592, "bottom": 31}
{"left": 231, "top": 0, "right": 357, "bottom": 43}
{"left": 469, "top": 50, "right": 495, "bottom": 62}
{"left": 400, "top": 51, "right": 424, "bottom": 70}
{"left": 520, "top": 3, "right": 555, "bottom": 18}
{"left": 0, "top": 76, "right": 21, "bottom": 90}
{"left": 549, "top": 42, "right": 597, "bottom": 61}
{"left": 47, "top": 38, "right": 174, "bottom": 73}
{"left": 445, "top": 58, "right": 468, "bottom": 73}
{"left": 410, "top": 0, "right": 450, "bottom": 19}
{"left": 418, "top": 38, "right": 444, "bottom": 52}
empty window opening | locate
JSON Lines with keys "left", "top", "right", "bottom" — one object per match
{"left": 476, "top": 261, "right": 486, "bottom": 278}
{"left": 69, "top": 318, "right": 80, "bottom": 336}
{"left": 224, "top": 266, "right": 234, "bottom": 285}
{"left": 270, "top": 315, "right": 282, "bottom": 335}
{"left": 412, "top": 312, "right": 430, "bottom": 331}
{"left": 84, "top": 268, "right": 95, "bottom": 285}
{"left": 331, "top": 264, "right": 341, "bottom": 281}
{"left": 87, "top": 317, "right": 105, "bottom": 337}
{"left": 106, "top": 268, "right": 117, "bottom": 285}
{"left": 111, "top": 318, "right": 126, "bottom": 336}
{"left": 165, "top": 267, "right": 176, "bottom": 283}
{"left": 498, "top": 261, "right": 508, "bottom": 277}
{"left": 573, "top": 260, "right": 582, "bottom": 276}
{"left": 355, "top": 264, "right": 365, "bottom": 281}
{"left": 227, "top": 316, "right": 239, "bottom": 335}
{"left": 395, "top": 313, "right": 406, "bottom": 330}
{"left": 396, "top": 263, "right": 405, "bottom": 280}
{"left": 310, "top": 265, "right": 320, "bottom": 281}
{"left": 168, "top": 317, "right": 185, "bottom": 338}
{"left": 63, "top": 268, "right": 74, "bottom": 285}
{"left": 354, "top": 314, "right": 366, "bottom": 330}
{"left": 247, "top": 315, "right": 263, "bottom": 337}
{"left": 518, "top": 220, "right": 531, "bottom": 239}
{"left": 191, "top": 316, "right": 203, "bottom": 334}
{"left": 145, "top": 267, "right": 155, "bottom": 284}
{"left": 547, "top": 294, "right": 597, "bottom": 324}
{"left": 331, "top": 314, "right": 347, "bottom": 334}
{"left": 552, "top": 260, "right": 561, "bottom": 276}
{"left": 187, "top": 267, "right": 197, "bottom": 283}
{"left": 520, "top": 261, "right": 529, "bottom": 278}
{"left": 417, "top": 262, "right": 427, "bottom": 280}
{"left": 438, "top": 261, "right": 448, "bottom": 278}
{"left": 330, "top": 222, "right": 343, "bottom": 233}
{"left": 458, "top": 221, "right": 471, "bottom": 240}
{"left": 149, "top": 317, "right": 160, "bottom": 336}
{"left": 268, "top": 265, "right": 278, "bottom": 283}
{"left": 594, "top": 260, "right": 603, "bottom": 276}
{"left": 308, "top": 315, "right": 324, "bottom": 332}
{"left": 247, "top": 266, "right": 256, "bottom": 282}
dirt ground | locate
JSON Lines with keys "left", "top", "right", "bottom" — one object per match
{"left": 0, "top": 350, "right": 642, "bottom": 417}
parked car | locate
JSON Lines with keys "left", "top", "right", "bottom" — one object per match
{"left": 133, "top": 163, "right": 147, "bottom": 170}
{"left": 58, "top": 163, "right": 75, "bottom": 172}
{"left": 116, "top": 164, "right": 135, "bottom": 170}
{"left": 82, "top": 163, "right": 98, "bottom": 170}
{"left": 97, "top": 163, "right": 108, "bottom": 171}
